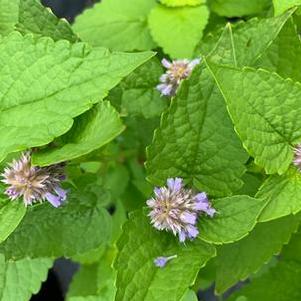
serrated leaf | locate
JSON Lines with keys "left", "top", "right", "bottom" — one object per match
{"left": 256, "top": 167, "right": 301, "bottom": 222}
{"left": 273, "top": 0, "right": 301, "bottom": 16}
{"left": 0, "top": 192, "right": 112, "bottom": 259}
{"left": 0, "top": 0, "right": 77, "bottom": 41}
{"left": 209, "top": 0, "right": 271, "bottom": 17}
{"left": 215, "top": 214, "right": 300, "bottom": 294}
{"left": 199, "top": 195, "right": 266, "bottom": 244}
{"left": 160, "top": 0, "right": 204, "bottom": 7}
{"left": 115, "top": 211, "right": 216, "bottom": 301}
{"left": 254, "top": 17, "right": 301, "bottom": 82}
{"left": 207, "top": 10, "right": 293, "bottom": 67}
{"left": 0, "top": 255, "right": 53, "bottom": 301}
{"left": 0, "top": 199, "right": 26, "bottom": 244}
{"left": 146, "top": 64, "right": 248, "bottom": 197}
{"left": 0, "top": 32, "right": 153, "bottom": 162}
{"left": 148, "top": 4, "right": 209, "bottom": 58}
{"left": 73, "top": 0, "right": 156, "bottom": 51}
{"left": 117, "top": 58, "right": 167, "bottom": 119}
{"left": 229, "top": 261, "right": 301, "bottom": 301}
{"left": 33, "top": 101, "right": 125, "bottom": 166}
{"left": 206, "top": 62, "right": 301, "bottom": 174}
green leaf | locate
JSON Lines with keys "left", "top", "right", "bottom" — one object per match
{"left": 160, "top": 0, "right": 204, "bottom": 7}
{"left": 16, "top": 0, "right": 77, "bottom": 42}
{"left": 207, "top": 10, "right": 293, "bottom": 67}
{"left": 273, "top": 0, "right": 301, "bottom": 15}
{"left": 256, "top": 168, "right": 301, "bottom": 222}
{"left": 206, "top": 62, "right": 301, "bottom": 174}
{"left": 0, "top": 255, "right": 53, "bottom": 301}
{"left": 215, "top": 214, "right": 300, "bottom": 293}
{"left": 180, "top": 290, "right": 198, "bottom": 301}
{"left": 146, "top": 64, "right": 248, "bottom": 197}
{"left": 0, "top": 0, "right": 19, "bottom": 35}
{"left": 115, "top": 210, "right": 216, "bottom": 301}
{"left": 148, "top": 4, "right": 209, "bottom": 58}
{"left": 0, "top": 0, "right": 77, "bottom": 42}
{"left": 229, "top": 261, "right": 301, "bottom": 301}
{"left": 282, "top": 230, "right": 301, "bottom": 262}
{"left": 33, "top": 101, "right": 125, "bottom": 166}
{"left": 0, "top": 199, "right": 26, "bottom": 244}
{"left": 73, "top": 0, "right": 156, "bottom": 51}
{"left": 199, "top": 195, "right": 266, "bottom": 244}
{"left": 254, "top": 17, "right": 301, "bottom": 82}
{"left": 0, "top": 192, "right": 112, "bottom": 259}
{"left": 68, "top": 248, "right": 116, "bottom": 301}
{"left": 209, "top": 0, "right": 272, "bottom": 17}
{"left": 116, "top": 58, "right": 167, "bottom": 119}
{"left": 0, "top": 32, "right": 153, "bottom": 162}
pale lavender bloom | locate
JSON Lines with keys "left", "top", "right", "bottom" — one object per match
{"left": 157, "top": 58, "right": 201, "bottom": 97}
{"left": 1, "top": 152, "right": 68, "bottom": 207}
{"left": 154, "top": 255, "right": 177, "bottom": 268}
{"left": 147, "top": 177, "right": 215, "bottom": 242}
{"left": 294, "top": 144, "right": 301, "bottom": 170}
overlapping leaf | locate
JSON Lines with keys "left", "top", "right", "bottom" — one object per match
{"left": 0, "top": 192, "right": 112, "bottom": 259}
{"left": 215, "top": 214, "right": 300, "bottom": 293}
{"left": 33, "top": 101, "right": 125, "bottom": 166}
{"left": 206, "top": 62, "right": 301, "bottom": 174}
{"left": 115, "top": 211, "right": 216, "bottom": 301}
{"left": 273, "top": 0, "right": 301, "bottom": 16}
{"left": 209, "top": 0, "right": 271, "bottom": 17}
{"left": 256, "top": 168, "right": 301, "bottom": 222}
{"left": 199, "top": 195, "right": 266, "bottom": 244}
{"left": 148, "top": 4, "right": 209, "bottom": 58}
{"left": 0, "top": 32, "right": 153, "bottom": 162}
{"left": 73, "top": 0, "right": 156, "bottom": 51}
{"left": 160, "top": 0, "right": 204, "bottom": 7}
{"left": 0, "top": 0, "right": 77, "bottom": 41}
{"left": 146, "top": 64, "right": 248, "bottom": 197}
{"left": 229, "top": 261, "right": 301, "bottom": 300}
{"left": 0, "top": 199, "right": 26, "bottom": 244}
{"left": 0, "top": 255, "right": 52, "bottom": 301}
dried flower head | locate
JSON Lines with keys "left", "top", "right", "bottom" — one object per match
{"left": 1, "top": 152, "right": 67, "bottom": 207}
{"left": 294, "top": 144, "right": 301, "bottom": 170}
{"left": 147, "top": 178, "right": 215, "bottom": 242}
{"left": 156, "top": 58, "right": 200, "bottom": 97}
{"left": 154, "top": 255, "right": 177, "bottom": 268}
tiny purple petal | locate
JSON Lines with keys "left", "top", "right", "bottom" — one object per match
{"left": 206, "top": 207, "right": 216, "bottom": 217}
{"left": 179, "top": 230, "right": 187, "bottom": 242}
{"left": 186, "top": 225, "right": 199, "bottom": 239}
{"left": 45, "top": 192, "right": 63, "bottom": 208}
{"left": 161, "top": 58, "right": 172, "bottom": 69}
{"left": 167, "top": 178, "right": 183, "bottom": 192}
{"left": 54, "top": 186, "right": 67, "bottom": 201}
{"left": 146, "top": 199, "right": 156, "bottom": 207}
{"left": 195, "top": 192, "right": 208, "bottom": 202}
{"left": 188, "top": 58, "right": 201, "bottom": 69}
{"left": 154, "top": 257, "right": 168, "bottom": 268}
{"left": 181, "top": 212, "right": 197, "bottom": 224}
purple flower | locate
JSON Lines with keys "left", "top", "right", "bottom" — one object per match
{"left": 154, "top": 255, "right": 177, "bottom": 268}
{"left": 294, "top": 144, "right": 301, "bottom": 170}
{"left": 157, "top": 58, "right": 201, "bottom": 97}
{"left": 147, "top": 178, "right": 215, "bottom": 242}
{"left": 1, "top": 152, "right": 68, "bottom": 207}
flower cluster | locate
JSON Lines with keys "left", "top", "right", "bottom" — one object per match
{"left": 1, "top": 152, "right": 67, "bottom": 207}
{"left": 156, "top": 58, "right": 200, "bottom": 97}
{"left": 294, "top": 144, "right": 301, "bottom": 170}
{"left": 147, "top": 178, "right": 215, "bottom": 242}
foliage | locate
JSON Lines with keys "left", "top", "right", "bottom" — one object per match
{"left": 0, "top": 0, "right": 301, "bottom": 300}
